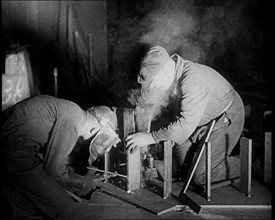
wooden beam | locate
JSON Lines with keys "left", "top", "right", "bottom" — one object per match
{"left": 123, "top": 108, "right": 140, "bottom": 192}
{"left": 206, "top": 142, "right": 211, "bottom": 201}
{"left": 264, "top": 132, "right": 272, "bottom": 184}
{"left": 175, "top": 204, "right": 271, "bottom": 210}
{"left": 163, "top": 141, "right": 173, "bottom": 199}
{"left": 240, "top": 137, "right": 252, "bottom": 197}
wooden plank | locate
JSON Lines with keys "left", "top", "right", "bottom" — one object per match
{"left": 206, "top": 142, "right": 211, "bottom": 201}
{"left": 264, "top": 132, "right": 272, "bottom": 184}
{"left": 101, "top": 183, "right": 177, "bottom": 215}
{"left": 175, "top": 204, "right": 271, "bottom": 210}
{"left": 200, "top": 204, "right": 271, "bottom": 209}
{"left": 240, "top": 137, "right": 252, "bottom": 197}
{"left": 163, "top": 141, "right": 173, "bottom": 199}
{"left": 123, "top": 108, "right": 140, "bottom": 192}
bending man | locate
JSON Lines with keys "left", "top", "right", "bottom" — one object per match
{"left": 126, "top": 46, "right": 245, "bottom": 185}
{"left": 1, "top": 95, "right": 120, "bottom": 219}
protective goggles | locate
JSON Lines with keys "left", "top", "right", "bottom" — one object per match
{"left": 88, "top": 118, "right": 120, "bottom": 166}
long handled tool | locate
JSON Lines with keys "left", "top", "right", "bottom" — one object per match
{"left": 181, "top": 119, "right": 216, "bottom": 194}
{"left": 177, "top": 119, "right": 216, "bottom": 214}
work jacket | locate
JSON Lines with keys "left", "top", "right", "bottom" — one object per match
{"left": 1, "top": 95, "right": 86, "bottom": 180}
{"left": 151, "top": 55, "right": 238, "bottom": 145}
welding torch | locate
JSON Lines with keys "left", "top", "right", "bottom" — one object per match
{"left": 87, "top": 167, "right": 128, "bottom": 180}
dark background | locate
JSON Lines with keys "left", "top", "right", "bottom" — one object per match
{"left": 2, "top": 0, "right": 273, "bottom": 182}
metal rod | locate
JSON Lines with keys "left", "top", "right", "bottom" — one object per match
{"left": 87, "top": 167, "right": 128, "bottom": 179}
{"left": 206, "top": 142, "right": 211, "bottom": 201}
{"left": 182, "top": 119, "right": 216, "bottom": 194}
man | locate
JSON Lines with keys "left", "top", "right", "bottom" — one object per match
{"left": 1, "top": 95, "right": 120, "bottom": 219}
{"left": 126, "top": 46, "right": 245, "bottom": 186}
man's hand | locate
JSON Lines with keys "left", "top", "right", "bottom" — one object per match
{"left": 125, "top": 132, "right": 156, "bottom": 154}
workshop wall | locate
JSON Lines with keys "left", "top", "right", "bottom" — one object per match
{"left": 107, "top": 0, "right": 272, "bottom": 103}
{"left": 2, "top": 1, "right": 108, "bottom": 106}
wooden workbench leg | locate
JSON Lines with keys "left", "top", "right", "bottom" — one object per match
{"left": 123, "top": 108, "right": 140, "bottom": 192}
{"left": 240, "top": 137, "right": 252, "bottom": 197}
{"left": 264, "top": 132, "right": 272, "bottom": 184}
{"left": 206, "top": 142, "right": 211, "bottom": 201}
{"left": 163, "top": 141, "right": 173, "bottom": 199}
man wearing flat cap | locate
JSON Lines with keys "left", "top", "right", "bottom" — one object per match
{"left": 126, "top": 46, "right": 245, "bottom": 186}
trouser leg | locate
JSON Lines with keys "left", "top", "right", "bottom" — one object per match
{"left": 172, "top": 140, "right": 193, "bottom": 178}
{"left": 193, "top": 95, "right": 245, "bottom": 185}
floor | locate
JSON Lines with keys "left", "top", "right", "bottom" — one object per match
{"left": 72, "top": 177, "right": 272, "bottom": 219}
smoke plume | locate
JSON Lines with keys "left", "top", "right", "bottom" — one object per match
{"left": 133, "top": 0, "right": 250, "bottom": 133}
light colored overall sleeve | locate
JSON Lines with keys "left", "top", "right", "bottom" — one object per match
{"left": 152, "top": 74, "right": 210, "bottom": 145}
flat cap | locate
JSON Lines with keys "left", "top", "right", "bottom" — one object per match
{"left": 137, "top": 46, "right": 170, "bottom": 89}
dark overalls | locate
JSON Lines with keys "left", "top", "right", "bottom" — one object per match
{"left": 1, "top": 95, "right": 88, "bottom": 219}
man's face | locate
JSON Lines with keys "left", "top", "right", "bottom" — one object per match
{"left": 88, "top": 120, "right": 120, "bottom": 166}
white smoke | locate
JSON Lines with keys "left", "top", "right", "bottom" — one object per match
{"left": 132, "top": 0, "right": 249, "bottom": 130}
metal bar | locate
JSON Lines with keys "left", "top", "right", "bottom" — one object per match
{"left": 124, "top": 108, "right": 140, "bottom": 192}
{"left": 264, "top": 132, "right": 272, "bottom": 184}
{"left": 66, "top": 190, "right": 82, "bottom": 203}
{"left": 163, "top": 141, "right": 173, "bottom": 199}
{"left": 240, "top": 137, "right": 252, "bottom": 197}
{"left": 104, "top": 152, "right": 109, "bottom": 183}
{"left": 87, "top": 167, "right": 128, "bottom": 179}
{"left": 181, "top": 119, "right": 216, "bottom": 194}
{"left": 206, "top": 141, "right": 211, "bottom": 201}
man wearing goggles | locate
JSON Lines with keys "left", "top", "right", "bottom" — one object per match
{"left": 1, "top": 95, "right": 120, "bottom": 219}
